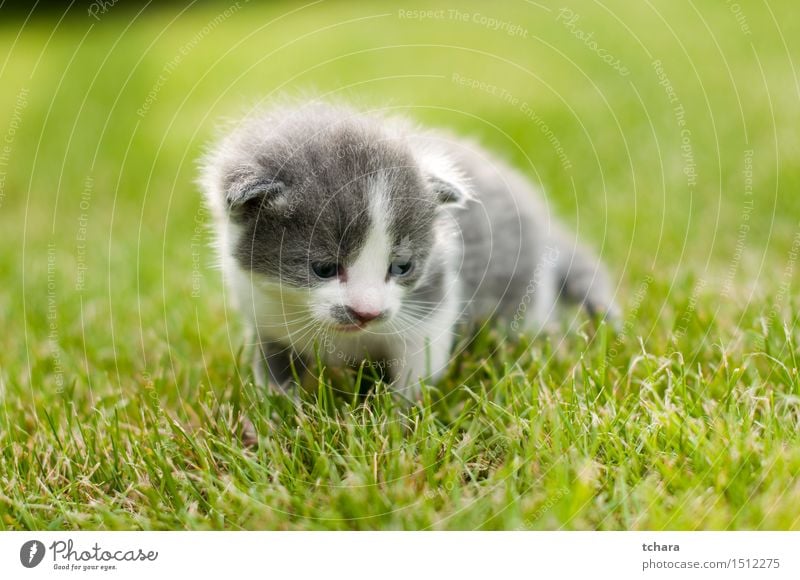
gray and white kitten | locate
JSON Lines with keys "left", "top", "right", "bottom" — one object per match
{"left": 200, "top": 101, "right": 617, "bottom": 398}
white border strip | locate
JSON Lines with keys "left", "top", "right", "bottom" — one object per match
{"left": 2, "top": 531, "right": 799, "bottom": 579}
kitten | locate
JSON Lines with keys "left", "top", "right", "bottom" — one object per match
{"left": 199, "top": 100, "right": 618, "bottom": 399}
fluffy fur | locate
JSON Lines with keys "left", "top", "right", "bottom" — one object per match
{"left": 199, "top": 100, "right": 618, "bottom": 399}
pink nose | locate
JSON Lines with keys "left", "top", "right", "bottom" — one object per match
{"left": 346, "top": 306, "right": 382, "bottom": 324}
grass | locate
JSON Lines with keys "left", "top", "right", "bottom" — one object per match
{"left": 1, "top": 0, "right": 800, "bottom": 530}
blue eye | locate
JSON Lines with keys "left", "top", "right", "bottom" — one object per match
{"left": 388, "top": 259, "right": 413, "bottom": 277}
{"left": 312, "top": 262, "right": 340, "bottom": 279}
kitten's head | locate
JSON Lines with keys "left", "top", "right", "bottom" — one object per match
{"left": 200, "top": 103, "right": 470, "bottom": 333}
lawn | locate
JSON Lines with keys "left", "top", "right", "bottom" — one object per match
{"left": 1, "top": 0, "right": 800, "bottom": 530}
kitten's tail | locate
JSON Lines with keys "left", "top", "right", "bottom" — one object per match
{"left": 554, "top": 234, "right": 621, "bottom": 327}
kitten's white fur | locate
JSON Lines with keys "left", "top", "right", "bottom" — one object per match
{"left": 223, "top": 173, "right": 464, "bottom": 395}
{"left": 201, "top": 101, "right": 618, "bottom": 400}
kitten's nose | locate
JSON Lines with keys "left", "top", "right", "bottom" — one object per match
{"left": 346, "top": 306, "right": 382, "bottom": 324}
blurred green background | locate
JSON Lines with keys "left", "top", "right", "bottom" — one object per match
{"left": 2, "top": 1, "right": 800, "bottom": 529}
{"left": 2, "top": 0, "right": 798, "bottom": 375}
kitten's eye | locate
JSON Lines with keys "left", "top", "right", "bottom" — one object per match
{"left": 311, "top": 262, "right": 340, "bottom": 279}
{"left": 388, "top": 259, "right": 413, "bottom": 277}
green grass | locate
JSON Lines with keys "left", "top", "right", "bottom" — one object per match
{"left": 2, "top": 0, "right": 800, "bottom": 529}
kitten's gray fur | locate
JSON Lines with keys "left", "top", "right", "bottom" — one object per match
{"left": 200, "top": 100, "right": 618, "bottom": 398}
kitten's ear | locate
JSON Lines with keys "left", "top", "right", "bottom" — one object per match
{"left": 420, "top": 152, "right": 473, "bottom": 209}
{"left": 224, "top": 165, "right": 287, "bottom": 213}
{"left": 428, "top": 175, "right": 472, "bottom": 208}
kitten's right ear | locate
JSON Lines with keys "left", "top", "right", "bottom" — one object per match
{"left": 428, "top": 175, "right": 472, "bottom": 208}
{"left": 416, "top": 149, "right": 474, "bottom": 210}
{"left": 224, "top": 165, "right": 286, "bottom": 214}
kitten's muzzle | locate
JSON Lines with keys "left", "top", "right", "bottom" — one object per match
{"left": 345, "top": 306, "right": 383, "bottom": 325}
{"left": 330, "top": 304, "right": 386, "bottom": 328}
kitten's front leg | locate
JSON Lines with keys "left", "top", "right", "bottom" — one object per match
{"left": 243, "top": 340, "right": 301, "bottom": 447}
{"left": 252, "top": 339, "right": 300, "bottom": 393}
{"left": 388, "top": 332, "right": 454, "bottom": 401}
